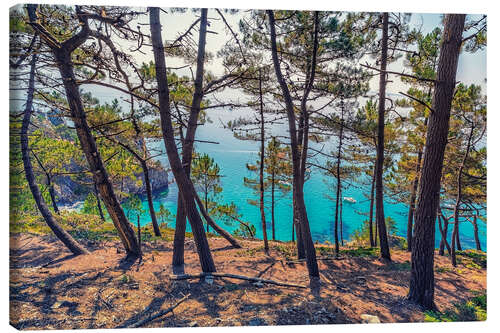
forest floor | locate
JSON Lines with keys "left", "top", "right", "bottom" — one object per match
{"left": 9, "top": 232, "right": 486, "bottom": 330}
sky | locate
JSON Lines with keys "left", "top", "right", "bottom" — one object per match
{"left": 126, "top": 9, "right": 486, "bottom": 102}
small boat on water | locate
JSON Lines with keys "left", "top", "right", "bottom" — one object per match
{"left": 343, "top": 196, "right": 357, "bottom": 203}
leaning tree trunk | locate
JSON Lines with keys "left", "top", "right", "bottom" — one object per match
{"left": 375, "top": 12, "right": 391, "bottom": 261}
{"left": 55, "top": 50, "right": 140, "bottom": 256}
{"left": 193, "top": 191, "right": 242, "bottom": 248}
{"left": 141, "top": 160, "right": 161, "bottom": 237}
{"left": 47, "top": 175, "right": 60, "bottom": 214}
{"left": 268, "top": 10, "right": 319, "bottom": 278}
{"left": 150, "top": 6, "right": 216, "bottom": 273}
{"left": 26, "top": 4, "right": 140, "bottom": 255}
{"left": 408, "top": 14, "right": 465, "bottom": 310}
{"left": 20, "top": 52, "right": 88, "bottom": 255}
{"left": 31, "top": 150, "right": 60, "bottom": 214}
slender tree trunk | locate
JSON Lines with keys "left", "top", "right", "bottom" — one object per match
{"left": 150, "top": 7, "right": 216, "bottom": 272}
{"left": 46, "top": 175, "right": 60, "bottom": 214}
{"left": 340, "top": 187, "right": 344, "bottom": 246}
{"left": 438, "top": 208, "right": 452, "bottom": 256}
{"left": 472, "top": 215, "right": 482, "bottom": 251}
{"left": 30, "top": 151, "right": 60, "bottom": 215}
{"left": 205, "top": 191, "right": 209, "bottom": 233}
{"left": 271, "top": 173, "right": 276, "bottom": 241}
{"left": 455, "top": 219, "right": 462, "bottom": 251}
{"left": 294, "top": 199, "right": 305, "bottom": 258}
{"left": 172, "top": 125, "right": 187, "bottom": 267}
{"left": 334, "top": 100, "right": 344, "bottom": 253}
{"left": 409, "top": 14, "right": 465, "bottom": 309}
{"left": 369, "top": 161, "right": 376, "bottom": 247}
{"left": 259, "top": 69, "right": 269, "bottom": 252}
{"left": 268, "top": 10, "right": 319, "bottom": 277}
{"left": 451, "top": 124, "right": 474, "bottom": 266}
{"left": 137, "top": 215, "right": 142, "bottom": 256}
{"left": 19, "top": 52, "right": 88, "bottom": 255}
{"left": 407, "top": 150, "right": 422, "bottom": 252}
{"left": 193, "top": 191, "right": 242, "bottom": 248}
{"left": 407, "top": 115, "right": 429, "bottom": 252}
{"left": 171, "top": 8, "right": 218, "bottom": 267}
{"left": 375, "top": 12, "right": 391, "bottom": 261}
{"left": 94, "top": 181, "right": 105, "bottom": 221}
{"left": 141, "top": 160, "right": 161, "bottom": 237}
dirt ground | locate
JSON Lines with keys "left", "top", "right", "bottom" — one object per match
{"left": 9, "top": 233, "right": 486, "bottom": 330}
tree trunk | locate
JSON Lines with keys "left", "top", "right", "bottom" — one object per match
{"left": 268, "top": 10, "right": 319, "bottom": 277}
{"left": 409, "top": 14, "right": 465, "bottom": 310}
{"left": 94, "top": 181, "right": 105, "bottom": 222}
{"left": 150, "top": 7, "right": 216, "bottom": 273}
{"left": 172, "top": 8, "right": 212, "bottom": 267}
{"left": 369, "top": 161, "right": 376, "bottom": 247}
{"left": 137, "top": 215, "right": 142, "bottom": 256}
{"left": 259, "top": 69, "right": 269, "bottom": 252}
{"left": 375, "top": 12, "right": 391, "bottom": 261}
{"left": 54, "top": 49, "right": 140, "bottom": 256}
{"left": 334, "top": 100, "right": 344, "bottom": 253}
{"left": 451, "top": 123, "right": 474, "bottom": 266}
{"left": 294, "top": 199, "right": 305, "bottom": 258}
{"left": 20, "top": 52, "right": 88, "bottom": 256}
{"left": 271, "top": 173, "right": 276, "bottom": 241}
{"left": 205, "top": 191, "right": 209, "bottom": 233}
{"left": 407, "top": 151, "right": 422, "bottom": 252}
{"left": 141, "top": 160, "right": 161, "bottom": 237}
{"left": 407, "top": 113, "right": 429, "bottom": 252}
{"left": 172, "top": 200, "right": 187, "bottom": 267}
{"left": 437, "top": 213, "right": 451, "bottom": 256}
{"left": 46, "top": 175, "right": 60, "bottom": 214}
{"left": 340, "top": 187, "right": 344, "bottom": 246}
{"left": 193, "top": 191, "right": 242, "bottom": 248}
{"left": 472, "top": 215, "right": 482, "bottom": 251}
{"left": 27, "top": 5, "right": 140, "bottom": 255}
{"left": 455, "top": 219, "right": 462, "bottom": 251}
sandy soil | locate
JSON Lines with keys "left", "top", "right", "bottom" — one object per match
{"left": 9, "top": 233, "right": 486, "bottom": 330}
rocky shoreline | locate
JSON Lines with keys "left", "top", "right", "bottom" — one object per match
{"left": 54, "top": 166, "right": 170, "bottom": 206}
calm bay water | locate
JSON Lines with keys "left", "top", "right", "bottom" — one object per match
{"left": 127, "top": 108, "right": 487, "bottom": 251}
{"left": 83, "top": 86, "right": 486, "bottom": 251}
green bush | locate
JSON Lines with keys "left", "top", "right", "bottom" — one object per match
{"left": 424, "top": 292, "right": 486, "bottom": 322}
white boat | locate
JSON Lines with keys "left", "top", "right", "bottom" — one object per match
{"left": 343, "top": 196, "right": 356, "bottom": 203}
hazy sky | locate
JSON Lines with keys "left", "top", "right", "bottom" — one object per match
{"left": 141, "top": 9, "right": 486, "bottom": 100}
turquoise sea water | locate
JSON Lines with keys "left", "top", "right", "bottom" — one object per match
{"left": 82, "top": 86, "right": 485, "bottom": 251}
{"left": 124, "top": 108, "right": 487, "bottom": 251}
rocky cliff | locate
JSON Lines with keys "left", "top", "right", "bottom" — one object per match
{"left": 55, "top": 165, "right": 170, "bottom": 206}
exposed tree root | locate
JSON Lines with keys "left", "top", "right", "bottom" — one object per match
{"left": 169, "top": 272, "right": 307, "bottom": 289}
{"left": 124, "top": 293, "right": 191, "bottom": 328}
